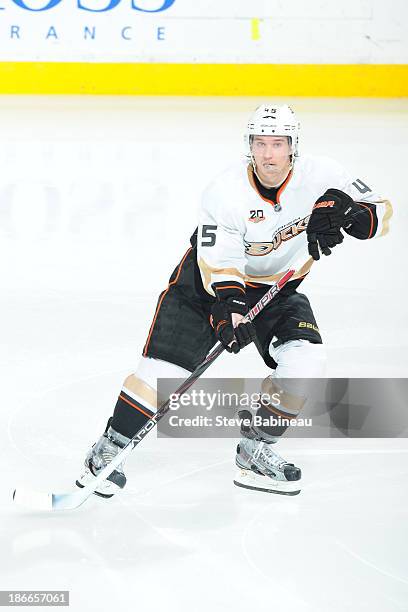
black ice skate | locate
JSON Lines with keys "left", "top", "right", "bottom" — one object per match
{"left": 76, "top": 418, "right": 130, "bottom": 498}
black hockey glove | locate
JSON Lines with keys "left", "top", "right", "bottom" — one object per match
{"left": 307, "top": 188, "right": 359, "bottom": 261}
{"left": 210, "top": 283, "right": 256, "bottom": 354}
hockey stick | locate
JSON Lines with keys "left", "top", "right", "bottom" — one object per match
{"left": 12, "top": 266, "right": 297, "bottom": 512}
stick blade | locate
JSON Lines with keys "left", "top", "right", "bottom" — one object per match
{"left": 12, "top": 486, "right": 89, "bottom": 512}
{"left": 51, "top": 491, "right": 89, "bottom": 511}
{"left": 12, "top": 487, "right": 53, "bottom": 512}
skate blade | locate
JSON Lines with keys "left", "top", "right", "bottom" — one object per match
{"left": 233, "top": 469, "right": 301, "bottom": 496}
{"left": 75, "top": 479, "right": 114, "bottom": 499}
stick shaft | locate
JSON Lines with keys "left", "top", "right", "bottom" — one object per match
{"left": 81, "top": 267, "right": 296, "bottom": 493}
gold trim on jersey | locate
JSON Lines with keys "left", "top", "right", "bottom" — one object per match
{"left": 199, "top": 256, "right": 313, "bottom": 294}
{"left": 246, "top": 257, "right": 314, "bottom": 283}
{"left": 198, "top": 257, "right": 245, "bottom": 294}
{"left": 378, "top": 199, "right": 393, "bottom": 237}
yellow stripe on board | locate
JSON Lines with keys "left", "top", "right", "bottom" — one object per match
{"left": 0, "top": 63, "right": 407, "bottom": 96}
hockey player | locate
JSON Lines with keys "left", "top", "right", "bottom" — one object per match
{"left": 76, "top": 104, "right": 392, "bottom": 497}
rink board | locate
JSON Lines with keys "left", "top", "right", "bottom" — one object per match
{"left": 0, "top": 62, "right": 407, "bottom": 96}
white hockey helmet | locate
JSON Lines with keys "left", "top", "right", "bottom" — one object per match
{"left": 245, "top": 104, "right": 300, "bottom": 162}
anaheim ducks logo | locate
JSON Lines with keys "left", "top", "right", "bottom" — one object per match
{"left": 245, "top": 215, "right": 310, "bottom": 256}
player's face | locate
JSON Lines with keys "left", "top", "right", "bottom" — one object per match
{"left": 251, "top": 135, "right": 292, "bottom": 184}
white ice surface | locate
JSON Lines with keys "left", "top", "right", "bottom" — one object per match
{"left": 0, "top": 96, "right": 408, "bottom": 612}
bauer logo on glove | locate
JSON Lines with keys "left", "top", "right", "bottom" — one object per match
{"left": 306, "top": 188, "right": 359, "bottom": 260}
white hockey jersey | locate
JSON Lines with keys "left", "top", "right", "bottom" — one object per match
{"left": 197, "top": 155, "right": 392, "bottom": 296}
